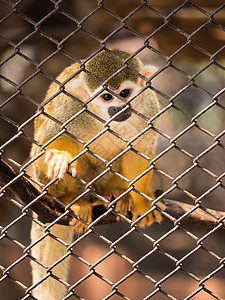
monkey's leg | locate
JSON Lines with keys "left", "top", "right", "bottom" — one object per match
{"left": 121, "top": 152, "right": 164, "bottom": 227}
{"left": 130, "top": 172, "right": 163, "bottom": 227}
{"left": 30, "top": 217, "right": 74, "bottom": 300}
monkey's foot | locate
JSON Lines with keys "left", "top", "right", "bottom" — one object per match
{"left": 132, "top": 201, "right": 165, "bottom": 227}
{"left": 69, "top": 202, "right": 92, "bottom": 234}
{"left": 112, "top": 191, "right": 133, "bottom": 220}
{"left": 45, "top": 149, "right": 77, "bottom": 181}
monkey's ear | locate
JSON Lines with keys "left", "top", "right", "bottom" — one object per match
{"left": 65, "top": 75, "right": 90, "bottom": 102}
{"left": 141, "top": 65, "right": 158, "bottom": 84}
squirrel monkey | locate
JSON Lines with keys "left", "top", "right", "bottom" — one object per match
{"left": 30, "top": 49, "right": 163, "bottom": 299}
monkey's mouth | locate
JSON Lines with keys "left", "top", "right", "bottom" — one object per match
{"left": 108, "top": 105, "right": 132, "bottom": 122}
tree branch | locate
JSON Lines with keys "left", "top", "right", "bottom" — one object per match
{"left": 0, "top": 158, "right": 224, "bottom": 228}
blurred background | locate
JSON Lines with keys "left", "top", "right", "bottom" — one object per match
{"left": 0, "top": 0, "right": 224, "bottom": 299}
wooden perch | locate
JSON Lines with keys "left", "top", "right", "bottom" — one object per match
{"left": 0, "top": 158, "right": 224, "bottom": 228}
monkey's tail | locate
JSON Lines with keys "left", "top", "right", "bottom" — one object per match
{"left": 30, "top": 216, "right": 74, "bottom": 300}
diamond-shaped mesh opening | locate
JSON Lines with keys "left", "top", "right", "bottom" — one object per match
{"left": 126, "top": 5, "right": 165, "bottom": 35}
{"left": 0, "top": 13, "right": 31, "bottom": 44}
{"left": 81, "top": 9, "right": 122, "bottom": 37}
{"left": 150, "top": 25, "right": 188, "bottom": 56}
{"left": 170, "top": 6, "right": 210, "bottom": 35}
{"left": 17, "top": 1, "right": 57, "bottom": 23}
{"left": 182, "top": 247, "right": 221, "bottom": 277}
{"left": 192, "top": 22, "right": 225, "bottom": 53}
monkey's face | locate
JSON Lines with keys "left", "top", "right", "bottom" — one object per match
{"left": 88, "top": 80, "right": 141, "bottom": 123}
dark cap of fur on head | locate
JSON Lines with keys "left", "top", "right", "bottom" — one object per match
{"left": 83, "top": 49, "right": 141, "bottom": 91}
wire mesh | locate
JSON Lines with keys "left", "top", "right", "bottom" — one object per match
{"left": 0, "top": 0, "right": 225, "bottom": 299}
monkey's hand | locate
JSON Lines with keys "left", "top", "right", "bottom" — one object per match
{"left": 44, "top": 150, "right": 92, "bottom": 234}
{"left": 114, "top": 191, "right": 133, "bottom": 219}
{"left": 105, "top": 190, "right": 133, "bottom": 221}
{"left": 132, "top": 198, "right": 165, "bottom": 227}
{"left": 45, "top": 149, "right": 77, "bottom": 180}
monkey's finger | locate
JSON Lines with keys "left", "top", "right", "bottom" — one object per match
{"left": 153, "top": 210, "right": 163, "bottom": 223}
{"left": 138, "top": 213, "right": 155, "bottom": 227}
{"left": 157, "top": 201, "right": 166, "bottom": 212}
{"left": 46, "top": 152, "right": 58, "bottom": 180}
{"left": 44, "top": 151, "right": 52, "bottom": 164}
{"left": 69, "top": 164, "right": 77, "bottom": 177}
{"left": 132, "top": 211, "right": 155, "bottom": 227}
{"left": 153, "top": 202, "right": 165, "bottom": 223}
{"left": 56, "top": 156, "right": 69, "bottom": 180}
{"left": 49, "top": 153, "right": 64, "bottom": 180}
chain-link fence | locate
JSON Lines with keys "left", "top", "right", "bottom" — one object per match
{"left": 0, "top": 1, "right": 225, "bottom": 299}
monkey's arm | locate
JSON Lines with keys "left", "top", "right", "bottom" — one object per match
{"left": 32, "top": 60, "right": 91, "bottom": 186}
{"left": 31, "top": 71, "right": 95, "bottom": 233}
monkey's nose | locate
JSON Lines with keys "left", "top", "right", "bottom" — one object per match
{"left": 108, "top": 105, "right": 131, "bottom": 122}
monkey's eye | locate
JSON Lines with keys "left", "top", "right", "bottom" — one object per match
{"left": 120, "top": 89, "right": 130, "bottom": 98}
{"left": 102, "top": 93, "right": 113, "bottom": 101}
